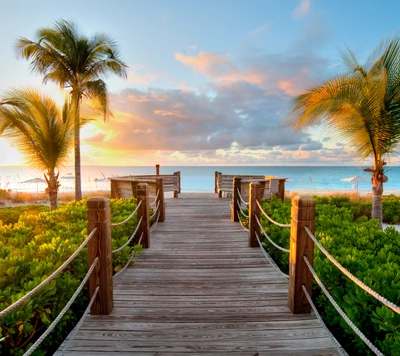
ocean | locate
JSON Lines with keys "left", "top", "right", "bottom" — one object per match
{"left": 0, "top": 165, "right": 399, "bottom": 196}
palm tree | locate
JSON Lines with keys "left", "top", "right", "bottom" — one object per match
{"left": 0, "top": 88, "right": 75, "bottom": 210}
{"left": 284, "top": 36, "right": 400, "bottom": 228}
{"left": 16, "top": 20, "right": 128, "bottom": 200}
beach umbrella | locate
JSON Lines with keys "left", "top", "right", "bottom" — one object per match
{"left": 21, "top": 177, "right": 46, "bottom": 195}
{"left": 341, "top": 175, "right": 369, "bottom": 191}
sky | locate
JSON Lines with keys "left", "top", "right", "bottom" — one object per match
{"left": 0, "top": 0, "right": 400, "bottom": 167}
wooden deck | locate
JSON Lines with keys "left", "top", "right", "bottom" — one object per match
{"left": 58, "top": 193, "right": 339, "bottom": 355}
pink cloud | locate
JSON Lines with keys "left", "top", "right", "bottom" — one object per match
{"left": 292, "top": 0, "right": 311, "bottom": 19}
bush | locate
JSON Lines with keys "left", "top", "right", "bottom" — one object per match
{"left": 259, "top": 196, "right": 400, "bottom": 355}
{"left": 0, "top": 198, "right": 141, "bottom": 355}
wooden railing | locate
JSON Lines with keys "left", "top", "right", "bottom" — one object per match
{"left": 215, "top": 171, "right": 286, "bottom": 200}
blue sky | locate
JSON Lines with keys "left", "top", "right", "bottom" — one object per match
{"left": 0, "top": 0, "right": 400, "bottom": 166}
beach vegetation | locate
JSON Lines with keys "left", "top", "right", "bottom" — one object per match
{"left": 256, "top": 196, "right": 400, "bottom": 355}
{"left": 0, "top": 88, "right": 75, "bottom": 210}
{"left": 16, "top": 20, "right": 128, "bottom": 201}
{"left": 284, "top": 35, "right": 400, "bottom": 229}
{"left": 0, "top": 197, "right": 140, "bottom": 355}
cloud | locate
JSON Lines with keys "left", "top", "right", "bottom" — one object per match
{"left": 249, "top": 24, "right": 268, "bottom": 36}
{"left": 292, "top": 0, "right": 311, "bottom": 19}
{"left": 127, "top": 65, "right": 166, "bottom": 85}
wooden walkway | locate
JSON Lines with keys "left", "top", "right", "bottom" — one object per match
{"left": 58, "top": 193, "right": 339, "bottom": 355}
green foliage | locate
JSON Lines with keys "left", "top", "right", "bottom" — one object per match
{"left": 259, "top": 196, "right": 400, "bottom": 355}
{"left": 0, "top": 197, "right": 141, "bottom": 355}
{"left": 0, "top": 205, "right": 49, "bottom": 226}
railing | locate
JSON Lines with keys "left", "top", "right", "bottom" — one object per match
{"left": 0, "top": 182, "right": 163, "bottom": 355}
{"left": 234, "top": 181, "right": 400, "bottom": 356}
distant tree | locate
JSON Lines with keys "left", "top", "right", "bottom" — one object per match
{"left": 0, "top": 88, "right": 74, "bottom": 210}
{"left": 284, "top": 36, "right": 400, "bottom": 228}
{"left": 16, "top": 20, "right": 128, "bottom": 200}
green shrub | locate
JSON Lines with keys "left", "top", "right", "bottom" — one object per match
{"left": 0, "top": 198, "right": 141, "bottom": 355}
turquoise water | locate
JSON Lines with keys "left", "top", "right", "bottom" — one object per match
{"left": 0, "top": 165, "right": 399, "bottom": 194}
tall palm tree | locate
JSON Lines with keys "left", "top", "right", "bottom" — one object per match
{"left": 0, "top": 88, "right": 75, "bottom": 210}
{"left": 16, "top": 20, "right": 128, "bottom": 200}
{"left": 284, "top": 36, "right": 400, "bottom": 228}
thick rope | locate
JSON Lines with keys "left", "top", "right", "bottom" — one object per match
{"left": 255, "top": 232, "right": 289, "bottom": 279}
{"left": 255, "top": 216, "right": 290, "bottom": 253}
{"left": 23, "top": 257, "right": 99, "bottom": 356}
{"left": 237, "top": 199, "right": 249, "bottom": 217}
{"left": 114, "top": 250, "right": 135, "bottom": 279}
{"left": 150, "top": 201, "right": 160, "bottom": 219}
{"left": 112, "top": 216, "right": 143, "bottom": 254}
{"left": 303, "top": 256, "right": 384, "bottom": 356}
{"left": 58, "top": 286, "right": 100, "bottom": 355}
{"left": 111, "top": 200, "right": 142, "bottom": 227}
{"left": 237, "top": 188, "right": 248, "bottom": 205}
{"left": 304, "top": 226, "right": 400, "bottom": 315}
{"left": 149, "top": 190, "right": 160, "bottom": 207}
{"left": 236, "top": 211, "right": 249, "bottom": 232}
{"left": 138, "top": 232, "right": 144, "bottom": 245}
{"left": 150, "top": 212, "right": 160, "bottom": 232}
{"left": 302, "top": 285, "right": 347, "bottom": 356}
{"left": 256, "top": 200, "right": 291, "bottom": 228}
{"left": 0, "top": 228, "right": 98, "bottom": 319}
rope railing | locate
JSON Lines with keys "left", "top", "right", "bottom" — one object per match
{"left": 255, "top": 232, "right": 289, "bottom": 279}
{"left": 111, "top": 200, "right": 142, "bottom": 227}
{"left": 112, "top": 216, "right": 143, "bottom": 254}
{"left": 23, "top": 257, "right": 99, "bottom": 356}
{"left": 149, "top": 189, "right": 160, "bottom": 207}
{"left": 58, "top": 285, "right": 99, "bottom": 355}
{"left": 237, "top": 199, "right": 248, "bottom": 217}
{"left": 301, "top": 285, "right": 348, "bottom": 356}
{"left": 114, "top": 233, "right": 144, "bottom": 279}
{"left": 255, "top": 216, "right": 290, "bottom": 253}
{"left": 150, "top": 212, "right": 160, "bottom": 232}
{"left": 304, "top": 226, "right": 400, "bottom": 315}
{"left": 256, "top": 200, "right": 291, "bottom": 228}
{"left": 150, "top": 201, "right": 160, "bottom": 219}
{"left": 0, "top": 227, "right": 98, "bottom": 319}
{"left": 237, "top": 188, "right": 248, "bottom": 205}
{"left": 236, "top": 211, "right": 249, "bottom": 231}
{"left": 303, "top": 256, "right": 384, "bottom": 356}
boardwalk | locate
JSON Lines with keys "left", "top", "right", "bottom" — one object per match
{"left": 58, "top": 193, "right": 339, "bottom": 355}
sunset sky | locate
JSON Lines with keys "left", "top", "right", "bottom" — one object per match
{"left": 1, "top": 0, "right": 400, "bottom": 166}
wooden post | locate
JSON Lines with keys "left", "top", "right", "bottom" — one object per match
{"left": 277, "top": 178, "right": 286, "bottom": 201}
{"left": 248, "top": 182, "right": 263, "bottom": 247}
{"left": 156, "top": 164, "right": 160, "bottom": 175}
{"left": 231, "top": 177, "right": 242, "bottom": 222}
{"left": 130, "top": 181, "right": 140, "bottom": 198}
{"left": 288, "top": 196, "right": 315, "bottom": 314}
{"left": 155, "top": 177, "right": 165, "bottom": 222}
{"left": 214, "top": 171, "right": 219, "bottom": 193}
{"left": 137, "top": 183, "right": 150, "bottom": 248}
{"left": 110, "top": 179, "right": 119, "bottom": 198}
{"left": 87, "top": 198, "right": 113, "bottom": 315}
{"left": 173, "top": 171, "right": 181, "bottom": 197}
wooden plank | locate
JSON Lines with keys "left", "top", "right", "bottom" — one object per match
{"left": 58, "top": 192, "right": 339, "bottom": 355}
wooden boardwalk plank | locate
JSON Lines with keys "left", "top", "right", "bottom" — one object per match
{"left": 57, "top": 192, "right": 339, "bottom": 355}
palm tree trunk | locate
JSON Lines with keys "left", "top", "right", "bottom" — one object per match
{"left": 73, "top": 93, "right": 82, "bottom": 201}
{"left": 45, "top": 172, "right": 59, "bottom": 211}
{"left": 371, "top": 174, "right": 384, "bottom": 230}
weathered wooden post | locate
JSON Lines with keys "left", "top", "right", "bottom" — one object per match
{"left": 87, "top": 197, "right": 113, "bottom": 315}
{"left": 214, "top": 171, "right": 219, "bottom": 194}
{"left": 248, "top": 182, "right": 263, "bottom": 247}
{"left": 288, "top": 196, "right": 315, "bottom": 314}
{"left": 156, "top": 164, "right": 160, "bottom": 175}
{"left": 231, "top": 177, "right": 242, "bottom": 222}
{"left": 173, "top": 171, "right": 181, "bottom": 197}
{"left": 137, "top": 183, "right": 150, "bottom": 248}
{"left": 110, "top": 179, "right": 120, "bottom": 198}
{"left": 277, "top": 178, "right": 286, "bottom": 201}
{"left": 155, "top": 177, "right": 165, "bottom": 222}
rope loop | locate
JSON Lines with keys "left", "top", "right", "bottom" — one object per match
{"left": 149, "top": 189, "right": 160, "bottom": 207}
{"left": 256, "top": 200, "right": 290, "bottom": 228}
{"left": 149, "top": 201, "right": 160, "bottom": 219}
{"left": 255, "top": 216, "right": 290, "bottom": 253}
{"left": 150, "top": 212, "right": 160, "bottom": 232}
{"left": 304, "top": 226, "right": 400, "bottom": 315}
{"left": 237, "top": 188, "right": 248, "bottom": 205}
{"left": 111, "top": 200, "right": 142, "bottom": 227}
{"left": 237, "top": 199, "right": 248, "bottom": 217}
{"left": 236, "top": 211, "right": 249, "bottom": 232}
{"left": 112, "top": 216, "right": 143, "bottom": 254}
